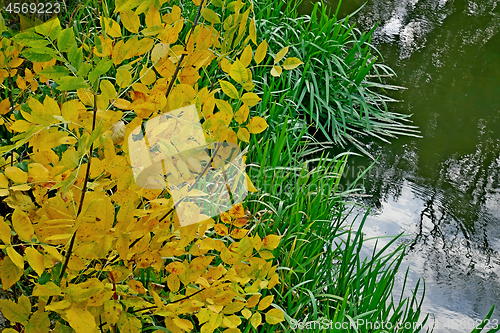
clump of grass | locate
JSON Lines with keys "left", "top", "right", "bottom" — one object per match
{"left": 252, "top": 0, "right": 421, "bottom": 158}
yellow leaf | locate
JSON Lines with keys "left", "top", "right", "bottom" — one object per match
{"left": 17, "top": 75, "right": 26, "bottom": 90}
{"left": 167, "top": 273, "right": 180, "bottom": 292}
{"left": 58, "top": 136, "right": 78, "bottom": 145}
{"left": 270, "top": 65, "right": 282, "bottom": 77}
{"left": 6, "top": 246, "right": 24, "bottom": 269}
{"left": 165, "top": 261, "right": 186, "bottom": 275}
{"left": 173, "top": 317, "right": 194, "bottom": 331}
{"left": 254, "top": 40, "right": 267, "bottom": 65}
{"left": 145, "top": 6, "right": 162, "bottom": 28}
{"left": 247, "top": 116, "right": 268, "bottom": 134}
{"left": 229, "top": 59, "right": 248, "bottom": 84}
{"left": 10, "top": 184, "right": 31, "bottom": 191}
{"left": 241, "top": 308, "right": 252, "bottom": 319}
{"left": 219, "top": 80, "right": 239, "bottom": 99}
{"left": 274, "top": 46, "right": 289, "bottom": 64}
{"left": 223, "top": 315, "right": 241, "bottom": 328}
{"left": 5, "top": 166, "right": 28, "bottom": 184}
{"left": 25, "top": 247, "right": 45, "bottom": 276}
{"left": 127, "top": 280, "right": 147, "bottom": 294}
{"left": 221, "top": 58, "right": 232, "bottom": 73}
{"left": 65, "top": 307, "right": 96, "bottom": 333}
{"left": 241, "top": 92, "right": 261, "bottom": 107}
{"left": 265, "top": 308, "right": 285, "bottom": 324}
{"left": 282, "top": 57, "right": 303, "bottom": 70}
{"left": 250, "top": 312, "right": 262, "bottom": 329}
{"left": 10, "top": 119, "right": 31, "bottom": 132}
{"left": 0, "top": 256, "right": 23, "bottom": 289}
{"left": 25, "top": 309, "right": 50, "bottom": 333}
{"left": 102, "top": 17, "right": 122, "bottom": 38}
{"left": 240, "top": 45, "right": 253, "bottom": 68}
{"left": 262, "top": 234, "right": 281, "bottom": 250}
{"left": 257, "top": 295, "right": 274, "bottom": 311}
{"left": 236, "top": 128, "right": 250, "bottom": 143}
{"left": 0, "top": 98, "right": 11, "bottom": 115}
{"left": 246, "top": 174, "right": 258, "bottom": 192}
{"left": 151, "top": 43, "right": 169, "bottom": 63}
{"left": 234, "top": 104, "right": 249, "bottom": 124}
{"left": 249, "top": 17, "right": 257, "bottom": 45}
{"left": 120, "top": 10, "right": 140, "bottom": 33}
{"left": 0, "top": 217, "right": 11, "bottom": 244}
{"left": 27, "top": 163, "right": 50, "bottom": 182}
{"left": 214, "top": 224, "right": 228, "bottom": 236}
{"left": 140, "top": 67, "right": 157, "bottom": 85}
{"left": 12, "top": 208, "right": 35, "bottom": 241}
{"left": 230, "top": 228, "right": 248, "bottom": 239}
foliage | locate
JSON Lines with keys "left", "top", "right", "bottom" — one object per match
{"left": 252, "top": 0, "right": 421, "bottom": 158}
{"left": 0, "top": 0, "right": 302, "bottom": 331}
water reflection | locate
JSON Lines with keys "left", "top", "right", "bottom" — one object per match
{"left": 302, "top": 0, "right": 500, "bottom": 329}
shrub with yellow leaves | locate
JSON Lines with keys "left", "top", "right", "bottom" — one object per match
{"left": 0, "top": 0, "right": 302, "bottom": 331}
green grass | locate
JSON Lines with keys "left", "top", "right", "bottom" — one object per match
{"left": 251, "top": 0, "right": 421, "bottom": 158}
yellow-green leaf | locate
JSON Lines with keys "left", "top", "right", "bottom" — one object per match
{"left": 25, "top": 247, "right": 45, "bottom": 276}
{"left": 241, "top": 92, "right": 261, "bottom": 107}
{"left": 215, "top": 99, "right": 233, "bottom": 116}
{"left": 201, "top": 8, "right": 221, "bottom": 24}
{"left": 254, "top": 40, "right": 267, "bottom": 65}
{"left": 265, "top": 308, "right": 285, "bottom": 324}
{"left": 241, "top": 308, "right": 252, "bottom": 319}
{"left": 25, "top": 309, "right": 51, "bottom": 333}
{"left": 282, "top": 57, "right": 303, "bottom": 70}
{"left": 0, "top": 298, "right": 29, "bottom": 324}
{"left": 0, "top": 256, "right": 23, "bottom": 289}
{"left": 274, "top": 46, "right": 289, "bottom": 64}
{"left": 116, "top": 66, "right": 132, "bottom": 88}
{"left": 33, "top": 282, "right": 62, "bottom": 297}
{"left": 229, "top": 59, "right": 248, "bottom": 84}
{"left": 237, "top": 128, "right": 250, "bottom": 143}
{"left": 120, "top": 10, "right": 140, "bottom": 33}
{"left": 219, "top": 80, "right": 239, "bottom": 99}
{"left": 118, "top": 312, "right": 142, "bottom": 333}
{"left": 12, "top": 208, "right": 35, "bottom": 241}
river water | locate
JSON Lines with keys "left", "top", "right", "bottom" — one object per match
{"left": 298, "top": 0, "right": 500, "bottom": 331}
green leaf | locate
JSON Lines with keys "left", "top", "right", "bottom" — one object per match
{"left": 56, "top": 76, "right": 89, "bottom": 91}
{"left": 35, "top": 17, "right": 61, "bottom": 40}
{"left": 88, "top": 58, "right": 113, "bottom": 85}
{"left": 76, "top": 63, "right": 93, "bottom": 77}
{"left": 201, "top": 8, "right": 221, "bottom": 24}
{"left": 12, "top": 31, "right": 44, "bottom": 46}
{"left": 68, "top": 43, "right": 83, "bottom": 69}
{"left": 21, "top": 49, "right": 54, "bottom": 62}
{"left": 58, "top": 28, "right": 76, "bottom": 52}
{"left": 219, "top": 80, "right": 239, "bottom": 99}
{"left": 39, "top": 66, "right": 70, "bottom": 80}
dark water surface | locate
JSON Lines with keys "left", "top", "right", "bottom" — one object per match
{"left": 299, "top": 0, "right": 500, "bottom": 331}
